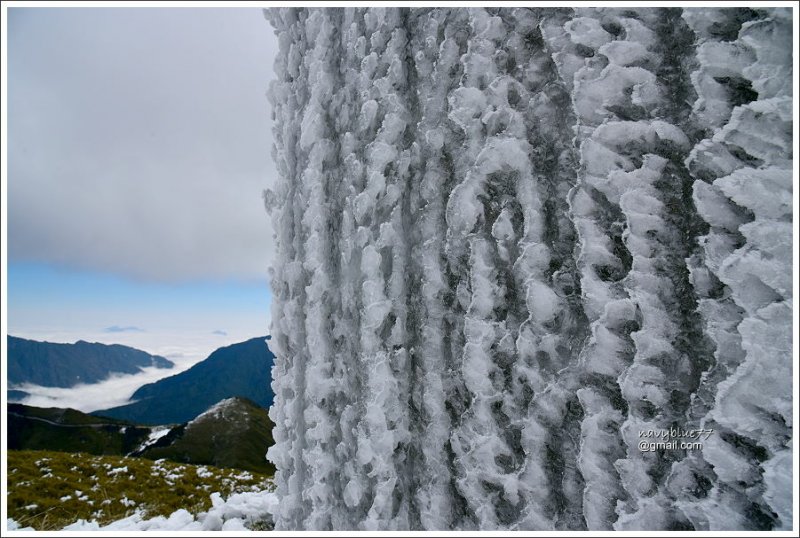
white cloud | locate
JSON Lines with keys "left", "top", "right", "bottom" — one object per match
{"left": 13, "top": 366, "right": 187, "bottom": 414}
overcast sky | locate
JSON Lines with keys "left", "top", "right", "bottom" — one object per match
{"left": 4, "top": 7, "right": 281, "bottom": 403}
{"left": 7, "top": 7, "right": 279, "bottom": 281}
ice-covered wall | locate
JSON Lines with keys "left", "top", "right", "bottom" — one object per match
{"left": 264, "top": 7, "right": 793, "bottom": 531}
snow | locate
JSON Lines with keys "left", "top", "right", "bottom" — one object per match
{"left": 187, "top": 397, "right": 240, "bottom": 425}
{"left": 133, "top": 426, "right": 172, "bottom": 453}
{"left": 7, "top": 490, "right": 279, "bottom": 532}
{"left": 107, "top": 466, "right": 128, "bottom": 476}
{"left": 195, "top": 466, "right": 214, "bottom": 479}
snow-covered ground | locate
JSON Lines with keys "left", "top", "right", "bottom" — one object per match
{"left": 8, "top": 490, "right": 278, "bottom": 532}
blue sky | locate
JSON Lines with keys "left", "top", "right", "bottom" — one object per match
{"left": 4, "top": 7, "right": 280, "bottom": 359}
{"left": 6, "top": 261, "right": 272, "bottom": 338}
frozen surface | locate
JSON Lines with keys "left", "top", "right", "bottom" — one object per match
{"left": 264, "top": 6, "right": 794, "bottom": 532}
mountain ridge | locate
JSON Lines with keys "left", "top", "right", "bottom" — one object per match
{"left": 94, "top": 336, "right": 274, "bottom": 425}
{"left": 7, "top": 335, "right": 174, "bottom": 389}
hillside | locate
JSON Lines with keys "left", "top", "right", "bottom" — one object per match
{"left": 94, "top": 337, "right": 273, "bottom": 425}
{"left": 8, "top": 401, "right": 274, "bottom": 474}
{"left": 136, "top": 398, "right": 275, "bottom": 475}
{"left": 8, "top": 403, "right": 152, "bottom": 456}
{"left": 7, "top": 335, "right": 173, "bottom": 388}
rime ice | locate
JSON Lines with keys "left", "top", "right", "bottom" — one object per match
{"left": 264, "top": 7, "right": 793, "bottom": 531}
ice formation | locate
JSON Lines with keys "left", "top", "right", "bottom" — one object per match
{"left": 264, "top": 7, "right": 794, "bottom": 531}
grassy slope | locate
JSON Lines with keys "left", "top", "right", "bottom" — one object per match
{"left": 139, "top": 398, "right": 275, "bottom": 475}
{"left": 6, "top": 450, "right": 273, "bottom": 531}
{"left": 8, "top": 404, "right": 152, "bottom": 455}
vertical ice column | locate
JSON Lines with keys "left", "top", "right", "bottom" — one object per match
{"left": 264, "top": 7, "right": 793, "bottom": 531}
{"left": 682, "top": 7, "right": 793, "bottom": 530}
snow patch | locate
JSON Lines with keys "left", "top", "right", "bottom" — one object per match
{"left": 134, "top": 426, "right": 172, "bottom": 453}
{"left": 55, "top": 490, "right": 278, "bottom": 532}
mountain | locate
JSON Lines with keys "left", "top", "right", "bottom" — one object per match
{"left": 94, "top": 337, "right": 273, "bottom": 425}
{"left": 7, "top": 335, "right": 173, "bottom": 388}
{"left": 7, "top": 403, "right": 152, "bottom": 455}
{"left": 135, "top": 398, "right": 275, "bottom": 475}
{"left": 7, "top": 389, "right": 30, "bottom": 402}
{"left": 8, "top": 399, "right": 274, "bottom": 477}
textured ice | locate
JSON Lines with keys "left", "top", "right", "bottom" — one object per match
{"left": 265, "top": 6, "right": 794, "bottom": 532}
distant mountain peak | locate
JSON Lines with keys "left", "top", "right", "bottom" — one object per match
{"left": 7, "top": 335, "right": 174, "bottom": 389}
{"left": 93, "top": 337, "right": 274, "bottom": 426}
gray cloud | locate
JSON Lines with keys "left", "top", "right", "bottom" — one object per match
{"left": 212, "top": 329, "right": 227, "bottom": 336}
{"left": 7, "top": 8, "right": 280, "bottom": 282}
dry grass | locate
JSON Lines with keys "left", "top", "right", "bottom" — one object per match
{"left": 7, "top": 449, "right": 273, "bottom": 531}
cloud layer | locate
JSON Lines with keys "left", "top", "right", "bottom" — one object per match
{"left": 7, "top": 8, "right": 280, "bottom": 282}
